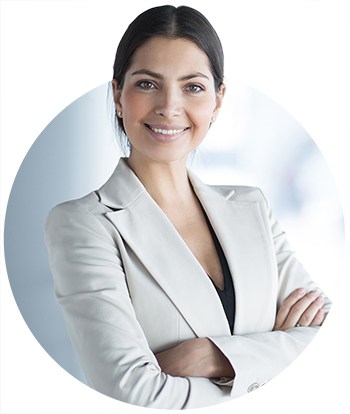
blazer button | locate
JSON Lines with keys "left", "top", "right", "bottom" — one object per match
{"left": 247, "top": 382, "right": 260, "bottom": 393}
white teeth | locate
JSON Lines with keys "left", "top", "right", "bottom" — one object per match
{"left": 151, "top": 127, "right": 185, "bottom": 135}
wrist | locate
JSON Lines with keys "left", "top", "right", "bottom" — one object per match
{"left": 205, "top": 338, "right": 235, "bottom": 378}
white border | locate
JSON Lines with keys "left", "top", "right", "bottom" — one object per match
{"left": 1, "top": 1, "right": 349, "bottom": 413}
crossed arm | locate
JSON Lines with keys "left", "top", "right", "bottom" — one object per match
{"left": 156, "top": 287, "right": 327, "bottom": 379}
{"left": 46, "top": 198, "right": 331, "bottom": 408}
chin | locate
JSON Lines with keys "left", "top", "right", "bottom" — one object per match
{"left": 137, "top": 147, "right": 191, "bottom": 165}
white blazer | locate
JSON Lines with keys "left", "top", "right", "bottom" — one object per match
{"left": 45, "top": 158, "right": 330, "bottom": 409}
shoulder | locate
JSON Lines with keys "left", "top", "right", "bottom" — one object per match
{"left": 207, "top": 183, "right": 266, "bottom": 203}
{"left": 45, "top": 191, "right": 111, "bottom": 239}
{"left": 189, "top": 171, "right": 267, "bottom": 203}
{"left": 48, "top": 191, "right": 100, "bottom": 216}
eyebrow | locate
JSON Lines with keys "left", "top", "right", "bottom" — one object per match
{"left": 130, "top": 69, "right": 210, "bottom": 81}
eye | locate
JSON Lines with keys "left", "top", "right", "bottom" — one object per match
{"left": 185, "top": 83, "right": 205, "bottom": 94}
{"left": 136, "top": 80, "right": 156, "bottom": 90}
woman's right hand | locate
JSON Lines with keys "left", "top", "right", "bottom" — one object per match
{"left": 273, "top": 288, "right": 326, "bottom": 331}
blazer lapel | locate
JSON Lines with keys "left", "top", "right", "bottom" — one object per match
{"left": 97, "top": 159, "right": 231, "bottom": 338}
{"left": 190, "top": 174, "right": 277, "bottom": 334}
{"left": 97, "top": 159, "right": 276, "bottom": 337}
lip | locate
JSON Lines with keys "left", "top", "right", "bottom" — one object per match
{"left": 144, "top": 123, "right": 189, "bottom": 143}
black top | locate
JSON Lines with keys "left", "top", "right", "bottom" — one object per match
{"left": 204, "top": 214, "right": 235, "bottom": 334}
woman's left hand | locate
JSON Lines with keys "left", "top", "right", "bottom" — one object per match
{"left": 273, "top": 288, "right": 326, "bottom": 331}
{"left": 155, "top": 337, "right": 234, "bottom": 379}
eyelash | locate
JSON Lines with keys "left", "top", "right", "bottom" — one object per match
{"left": 185, "top": 84, "right": 205, "bottom": 94}
{"left": 136, "top": 80, "right": 156, "bottom": 90}
{"left": 135, "top": 80, "right": 205, "bottom": 94}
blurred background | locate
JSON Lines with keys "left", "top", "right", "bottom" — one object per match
{"left": 4, "top": 82, "right": 344, "bottom": 384}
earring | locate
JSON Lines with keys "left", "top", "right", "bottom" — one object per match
{"left": 209, "top": 115, "right": 216, "bottom": 129}
{"left": 118, "top": 111, "right": 122, "bottom": 117}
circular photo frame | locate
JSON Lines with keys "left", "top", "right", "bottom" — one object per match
{"left": 4, "top": 81, "right": 344, "bottom": 408}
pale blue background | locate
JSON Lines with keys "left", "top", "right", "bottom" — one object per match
{"left": 4, "top": 83, "right": 344, "bottom": 384}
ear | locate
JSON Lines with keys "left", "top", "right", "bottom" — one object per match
{"left": 112, "top": 79, "right": 123, "bottom": 114}
{"left": 212, "top": 83, "right": 226, "bottom": 120}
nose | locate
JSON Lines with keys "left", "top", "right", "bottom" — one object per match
{"left": 154, "top": 87, "right": 182, "bottom": 118}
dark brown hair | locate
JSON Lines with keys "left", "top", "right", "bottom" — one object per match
{"left": 112, "top": 5, "right": 224, "bottom": 146}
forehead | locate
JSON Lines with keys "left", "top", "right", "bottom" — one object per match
{"left": 128, "top": 37, "right": 212, "bottom": 76}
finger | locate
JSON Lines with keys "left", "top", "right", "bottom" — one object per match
{"left": 310, "top": 307, "right": 326, "bottom": 326}
{"left": 298, "top": 295, "right": 325, "bottom": 326}
{"left": 274, "top": 288, "right": 306, "bottom": 330}
{"left": 281, "top": 290, "right": 320, "bottom": 330}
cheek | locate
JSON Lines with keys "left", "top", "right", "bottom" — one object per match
{"left": 191, "top": 99, "right": 216, "bottom": 127}
{"left": 121, "top": 91, "right": 149, "bottom": 121}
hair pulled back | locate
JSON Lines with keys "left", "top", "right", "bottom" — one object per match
{"left": 112, "top": 5, "right": 224, "bottom": 142}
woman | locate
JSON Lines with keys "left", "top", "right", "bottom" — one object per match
{"left": 45, "top": 5, "right": 330, "bottom": 409}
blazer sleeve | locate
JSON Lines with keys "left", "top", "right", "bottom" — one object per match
{"left": 208, "top": 189, "right": 332, "bottom": 397}
{"left": 45, "top": 201, "right": 232, "bottom": 409}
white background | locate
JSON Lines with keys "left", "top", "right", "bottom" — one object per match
{"left": 1, "top": 0, "right": 349, "bottom": 413}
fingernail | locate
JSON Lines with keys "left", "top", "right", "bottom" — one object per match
{"left": 298, "top": 288, "right": 306, "bottom": 295}
{"left": 310, "top": 290, "right": 320, "bottom": 297}
{"left": 317, "top": 296, "right": 325, "bottom": 304}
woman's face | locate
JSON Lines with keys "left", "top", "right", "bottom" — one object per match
{"left": 113, "top": 37, "right": 225, "bottom": 165}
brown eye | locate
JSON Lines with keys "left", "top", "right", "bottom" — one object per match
{"left": 136, "top": 80, "right": 156, "bottom": 90}
{"left": 186, "top": 84, "right": 204, "bottom": 94}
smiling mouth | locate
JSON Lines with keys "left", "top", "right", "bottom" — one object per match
{"left": 145, "top": 124, "right": 189, "bottom": 136}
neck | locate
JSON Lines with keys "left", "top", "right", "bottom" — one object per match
{"left": 126, "top": 153, "right": 193, "bottom": 206}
